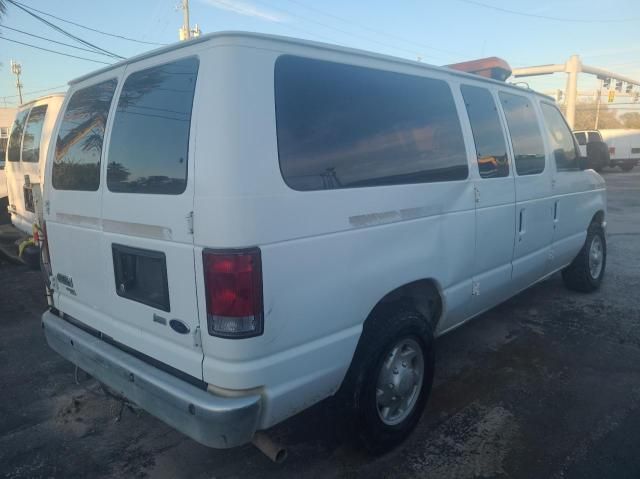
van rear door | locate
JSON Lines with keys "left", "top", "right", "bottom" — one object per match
{"left": 46, "top": 71, "right": 123, "bottom": 354}
{"left": 98, "top": 55, "right": 203, "bottom": 379}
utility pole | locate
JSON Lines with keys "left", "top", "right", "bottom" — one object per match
{"left": 179, "top": 0, "right": 201, "bottom": 41}
{"left": 10, "top": 60, "right": 23, "bottom": 105}
{"left": 594, "top": 79, "right": 602, "bottom": 130}
{"left": 180, "top": 0, "right": 191, "bottom": 41}
{"left": 564, "top": 55, "right": 580, "bottom": 130}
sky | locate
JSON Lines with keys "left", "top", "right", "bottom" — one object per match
{"left": 0, "top": 0, "right": 639, "bottom": 108}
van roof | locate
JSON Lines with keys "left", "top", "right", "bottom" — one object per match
{"left": 69, "top": 31, "right": 552, "bottom": 100}
{"left": 15, "top": 92, "right": 67, "bottom": 111}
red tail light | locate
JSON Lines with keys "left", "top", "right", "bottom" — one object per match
{"left": 609, "top": 147, "right": 616, "bottom": 155}
{"left": 203, "top": 248, "right": 263, "bottom": 338}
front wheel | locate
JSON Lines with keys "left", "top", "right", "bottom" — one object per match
{"left": 343, "top": 305, "right": 435, "bottom": 454}
{"left": 620, "top": 162, "right": 635, "bottom": 172}
{"left": 562, "top": 222, "right": 606, "bottom": 292}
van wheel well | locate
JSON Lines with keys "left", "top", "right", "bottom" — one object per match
{"left": 367, "top": 279, "right": 442, "bottom": 332}
{"left": 592, "top": 210, "right": 605, "bottom": 227}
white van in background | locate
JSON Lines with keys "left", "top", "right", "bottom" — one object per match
{"left": 5, "top": 94, "right": 64, "bottom": 235}
{"left": 574, "top": 129, "right": 640, "bottom": 171}
{"left": 41, "top": 32, "right": 607, "bottom": 457}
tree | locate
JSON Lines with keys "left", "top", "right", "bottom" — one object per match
{"left": 620, "top": 112, "right": 640, "bottom": 129}
{"left": 0, "top": 1, "right": 5, "bottom": 20}
{"left": 563, "top": 101, "right": 622, "bottom": 130}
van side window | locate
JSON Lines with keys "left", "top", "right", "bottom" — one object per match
{"left": 460, "top": 85, "right": 509, "bottom": 178}
{"left": 53, "top": 79, "right": 117, "bottom": 191}
{"left": 7, "top": 110, "right": 29, "bottom": 162}
{"left": 21, "top": 105, "right": 48, "bottom": 163}
{"left": 107, "top": 57, "right": 199, "bottom": 194}
{"left": 540, "top": 103, "right": 579, "bottom": 171}
{"left": 275, "top": 55, "right": 468, "bottom": 191}
{"left": 499, "top": 92, "right": 546, "bottom": 175}
{"left": 574, "top": 132, "right": 587, "bottom": 146}
{"left": 587, "top": 132, "right": 601, "bottom": 143}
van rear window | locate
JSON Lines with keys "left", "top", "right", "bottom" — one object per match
{"left": 21, "top": 105, "right": 48, "bottom": 163}
{"left": 53, "top": 79, "right": 117, "bottom": 191}
{"left": 107, "top": 57, "right": 199, "bottom": 195}
{"left": 274, "top": 55, "right": 468, "bottom": 191}
{"left": 7, "top": 110, "right": 29, "bottom": 162}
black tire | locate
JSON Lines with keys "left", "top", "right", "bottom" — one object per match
{"left": 620, "top": 163, "right": 635, "bottom": 172}
{"left": 21, "top": 244, "right": 41, "bottom": 271}
{"left": 342, "top": 302, "right": 435, "bottom": 454}
{"left": 562, "top": 222, "right": 606, "bottom": 292}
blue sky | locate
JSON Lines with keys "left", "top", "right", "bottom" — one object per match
{"left": 1, "top": 0, "right": 639, "bottom": 106}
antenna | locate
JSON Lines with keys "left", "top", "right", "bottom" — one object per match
{"left": 10, "top": 60, "right": 24, "bottom": 105}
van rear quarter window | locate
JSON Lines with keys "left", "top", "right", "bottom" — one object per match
{"left": 499, "top": 92, "right": 546, "bottom": 176}
{"left": 106, "top": 57, "right": 199, "bottom": 195}
{"left": 21, "top": 105, "right": 48, "bottom": 163}
{"left": 274, "top": 55, "right": 468, "bottom": 191}
{"left": 53, "top": 79, "right": 117, "bottom": 191}
{"left": 574, "top": 132, "right": 587, "bottom": 146}
{"left": 7, "top": 110, "right": 29, "bottom": 162}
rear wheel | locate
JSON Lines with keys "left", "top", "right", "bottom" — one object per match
{"left": 620, "top": 162, "right": 635, "bottom": 172}
{"left": 562, "top": 222, "right": 606, "bottom": 292}
{"left": 343, "top": 303, "right": 435, "bottom": 454}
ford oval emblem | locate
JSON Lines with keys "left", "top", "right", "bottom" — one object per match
{"left": 169, "top": 319, "right": 190, "bottom": 335}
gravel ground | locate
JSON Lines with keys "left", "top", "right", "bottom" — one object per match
{"left": 1, "top": 169, "right": 640, "bottom": 479}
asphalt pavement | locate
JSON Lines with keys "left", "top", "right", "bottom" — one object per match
{"left": 1, "top": 169, "right": 640, "bottom": 479}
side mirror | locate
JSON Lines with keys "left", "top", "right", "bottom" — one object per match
{"left": 582, "top": 140, "right": 610, "bottom": 171}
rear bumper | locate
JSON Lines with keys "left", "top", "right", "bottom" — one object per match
{"left": 42, "top": 310, "right": 262, "bottom": 448}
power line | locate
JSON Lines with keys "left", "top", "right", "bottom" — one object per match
{"left": 0, "top": 37, "right": 114, "bottom": 65}
{"left": 281, "top": 0, "right": 464, "bottom": 58}
{"left": 6, "top": 0, "right": 124, "bottom": 59}
{"left": 0, "top": 25, "right": 120, "bottom": 57}
{"left": 2, "top": 85, "right": 67, "bottom": 99}
{"left": 10, "top": 0, "right": 168, "bottom": 47}
{"left": 454, "top": 0, "right": 640, "bottom": 23}
{"left": 238, "top": 0, "right": 429, "bottom": 60}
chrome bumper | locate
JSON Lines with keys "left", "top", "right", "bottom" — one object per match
{"left": 42, "top": 310, "right": 262, "bottom": 448}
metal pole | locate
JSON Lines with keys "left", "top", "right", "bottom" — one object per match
{"left": 10, "top": 60, "right": 23, "bottom": 105}
{"left": 594, "top": 79, "right": 602, "bottom": 130}
{"left": 182, "top": 0, "right": 191, "bottom": 41}
{"left": 564, "top": 55, "right": 581, "bottom": 129}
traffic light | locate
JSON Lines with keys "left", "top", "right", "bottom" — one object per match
{"left": 608, "top": 90, "right": 616, "bottom": 103}
{"left": 626, "top": 83, "right": 634, "bottom": 94}
{"left": 603, "top": 78, "right": 611, "bottom": 89}
{"left": 616, "top": 79, "right": 623, "bottom": 92}
{"left": 555, "top": 89, "right": 564, "bottom": 102}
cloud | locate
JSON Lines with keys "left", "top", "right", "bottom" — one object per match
{"left": 199, "top": 0, "right": 288, "bottom": 22}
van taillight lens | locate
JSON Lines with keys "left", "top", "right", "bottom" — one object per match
{"left": 203, "top": 248, "right": 263, "bottom": 338}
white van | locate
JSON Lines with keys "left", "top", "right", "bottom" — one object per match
{"left": 41, "top": 32, "right": 607, "bottom": 456}
{"left": 5, "top": 94, "right": 64, "bottom": 234}
{"left": 574, "top": 129, "right": 640, "bottom": 171}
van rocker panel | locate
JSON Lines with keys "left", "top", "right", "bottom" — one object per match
{"left": 42, "top": 310, "right": 261, "bottom": 448}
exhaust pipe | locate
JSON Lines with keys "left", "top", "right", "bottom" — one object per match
{"left": 251, "top": 431, "right": 288, "bottom": 463}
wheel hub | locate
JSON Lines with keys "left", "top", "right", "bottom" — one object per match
{"left": 375, "top": 337, "right": 424, "bottom": 426}
{"left": 589, "top": 234, "right": 603, "bottom": 279}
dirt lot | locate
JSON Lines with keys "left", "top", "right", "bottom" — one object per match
{"left": 1, "top": 170, "right": 640, "bottom": 479}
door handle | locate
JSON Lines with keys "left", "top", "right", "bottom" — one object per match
{"left": 553, "top": 200, "right": 559, "bottom": 222}
{"left": 518, "top": 209, "right": 526, "bottom": 239}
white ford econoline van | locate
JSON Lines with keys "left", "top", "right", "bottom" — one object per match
{"left": 41, "top": 32, "right": 607, "bottom": 455}
{"left": 6, "top": 94, "right": 64, "bottom": 235}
